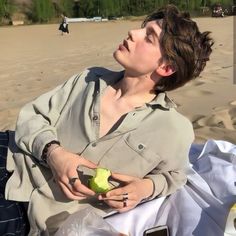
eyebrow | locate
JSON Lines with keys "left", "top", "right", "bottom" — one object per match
{"left": 146, "top": 26, "right": 159, "bottom": 41}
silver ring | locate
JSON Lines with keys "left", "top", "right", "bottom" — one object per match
{"left": 122, "top": 193, "right": 128, "bottom": 207}
{"left": 122, "top": 193, "right": 128, "bottom": 201}
{"left": 69, "top": 177, "right": 79, "bottom": 186}
{"left": 123, "top": 199, "right": 127, "bottom": 207}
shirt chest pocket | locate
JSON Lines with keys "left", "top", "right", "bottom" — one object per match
{"left": 99, "top": 134, "right": 162, "bottom": 178}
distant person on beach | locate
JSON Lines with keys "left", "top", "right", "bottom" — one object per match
{"left": 0, "top": 5, "right": 213, "bottom": 235}
{"left": 58, "top": 13, "right": 69, "bottom": 35}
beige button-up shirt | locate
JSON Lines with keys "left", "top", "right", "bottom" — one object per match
{"left": 6, "top": 67, "right": 194, "bottom": 235}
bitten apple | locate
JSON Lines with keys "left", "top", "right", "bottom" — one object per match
{"left": 89, "top": 168, "right": 112, "bottom": 193}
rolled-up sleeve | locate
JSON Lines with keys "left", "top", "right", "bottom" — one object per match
{"left": 145, "top": 116, "right": 194, "bottom": 199}
{"left": 15, "top": 73, "right": 81, "bottom": 160}
{"left": 145, "top": 168, "right": 187, "bottom": 199}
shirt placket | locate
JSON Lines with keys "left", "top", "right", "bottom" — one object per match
{"left": 92, "top": 81, "right": 101, "bottom": 141}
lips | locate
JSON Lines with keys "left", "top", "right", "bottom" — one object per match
{"left": 123, "top": 40, "right": 129, "bottom": 51}
{"left": 117, "top": 39, "right": 130, "bottom": 52}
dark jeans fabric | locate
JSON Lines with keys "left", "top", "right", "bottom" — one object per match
{"left": 0, "top": 131, "right": 29, "bottom": 235}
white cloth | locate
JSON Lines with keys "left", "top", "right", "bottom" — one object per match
{"left": 106, "top": 140, "right": 236, "bottom": 236}
{"left": 56, "top": 140, "right": 236, "bottom": 236}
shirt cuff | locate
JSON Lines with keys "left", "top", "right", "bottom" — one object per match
{"left": 144, "top": 174, "right": 167, "bottom": 200}
{"left": 32, "top": 131, "right": 58, "bottom": 161}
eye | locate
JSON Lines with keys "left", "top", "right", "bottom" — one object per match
{"left": 145, "top": 33, "right": 153, "bottom": 43}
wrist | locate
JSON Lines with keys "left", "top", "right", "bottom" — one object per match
{"left": 47, "top": 144, "right": 61, "bottom": 158}
{"left": 46, "top": 145, "right": 63, "bottom": 166}
{"left": 41, "top": 140, "right": 61, "bottom": 164}
{"left": 143, "top": 177, "right": 154, "bottom": 199}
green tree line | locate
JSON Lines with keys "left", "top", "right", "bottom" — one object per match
{"left": 0, "top": 0, "right": 234, "bottom": 24}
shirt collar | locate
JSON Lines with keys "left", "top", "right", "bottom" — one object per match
{"left": 98, "top": 70, "right": 177, "bottom": 110}
{"left": 148, "top": 92, "right": 177, "bottom": 110}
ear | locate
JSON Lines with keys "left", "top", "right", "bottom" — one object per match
{"left": 156, "top": 63, "right": 175, "bottom": 77}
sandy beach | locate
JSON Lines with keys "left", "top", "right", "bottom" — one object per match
{"left": 0, "top": 17, "right": 235, "bottom": 144}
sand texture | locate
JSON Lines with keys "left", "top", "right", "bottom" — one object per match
{"left": 0, "top": 17, "right": 235, "bottom": 144}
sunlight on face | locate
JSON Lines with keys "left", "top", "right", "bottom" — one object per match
{"left": 113, "top": 21, "right": 163, "bottom": 77}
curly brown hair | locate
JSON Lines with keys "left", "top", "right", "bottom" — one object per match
{"left": 142, "top": 5, "right": 214, "bottom": 92}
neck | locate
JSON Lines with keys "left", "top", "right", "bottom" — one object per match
{"left": 111, "top": 73, "right": 158, "bottom": 107}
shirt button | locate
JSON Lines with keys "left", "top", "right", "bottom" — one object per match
{"left": 92, "top": 143, "right": 97, "bottom": 147}
{"left": 93, "top": 115, "right": 99, "bottom": 121}
{"left": 138, "top": 144, "right": 144, "bottom": 150}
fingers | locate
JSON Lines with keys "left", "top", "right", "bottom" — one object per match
{"left": 49, "top": 149, "right": 97, "bottom": 200}
{"left": 105, "top": 186, "right": 132, "bottom": 198}
{"left": 103, "top": 198, "right": 135, "bottom": 211}
{"left": 72, "top": 178, "right": 96, "bottom": 196}
{"left": 59, "top": 181, "right": 87, "bottom": 200}
{"left": 102, "top": 193, "right": 138, "bottom": 213}
{"left": 97, "top": 179, "right": 143, "bottom": 213}
{"left": 57, "top": 175, "right": 96, "bottom": 200}
{"left": 99, "top": 193, "right": 131, "bottom": 210}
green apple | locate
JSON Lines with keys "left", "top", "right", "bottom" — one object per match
{"left": 89, "top": 168, "right": 112, "bottom": 193}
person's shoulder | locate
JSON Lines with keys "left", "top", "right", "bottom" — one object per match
{"left": 167, "top": 108, "right": 194, "bottom": 140}
{"left": 168, "top": 107, "right": 193, "bottom": 128}
{"left": 150, "top": 94, "right": 194, "bottom": 136}
{"left": 150, "top": 106, "right": 195, "bottom": 143}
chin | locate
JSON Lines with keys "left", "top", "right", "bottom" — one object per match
{"left": 113, "top": 50, "right": 128, "bottom": 68}
{"left": 113, "top": 50, "right": 119, "bottom": 60}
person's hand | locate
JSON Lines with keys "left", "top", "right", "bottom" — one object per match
{"left": 47, "top": 146, "right": 97, "bottom": 200}
{"left": 98, "top": 173, "right": 154, "bottom": 212}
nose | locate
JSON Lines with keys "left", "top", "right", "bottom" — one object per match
{"left": 127, "top": 29, "right": 142, "bottom": 41}
{"left": 127, "top": 30, "right": 134, "bottom": 41}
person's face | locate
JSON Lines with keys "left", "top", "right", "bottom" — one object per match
{"left": 113, "top": 20, "right": 163, "bottom": 77}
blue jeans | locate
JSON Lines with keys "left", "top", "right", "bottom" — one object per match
{"left": 0, "top": 131, "right": 29, "bottom": 235}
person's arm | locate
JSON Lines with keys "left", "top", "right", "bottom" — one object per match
{"left": 145, "top": 120, "right": 194, "bottom": 199}
{"left": 15, "top": 71, "right": 99, "bottom": 199}
{"left": 15, "top": 73, "right": 81, "bottom": 161}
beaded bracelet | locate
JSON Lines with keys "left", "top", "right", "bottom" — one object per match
{"left": 41, "top": 140, "right": 60, "bottom": 164}
{"left": 47, "top": 145, "right": 61, "bottom": 159}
